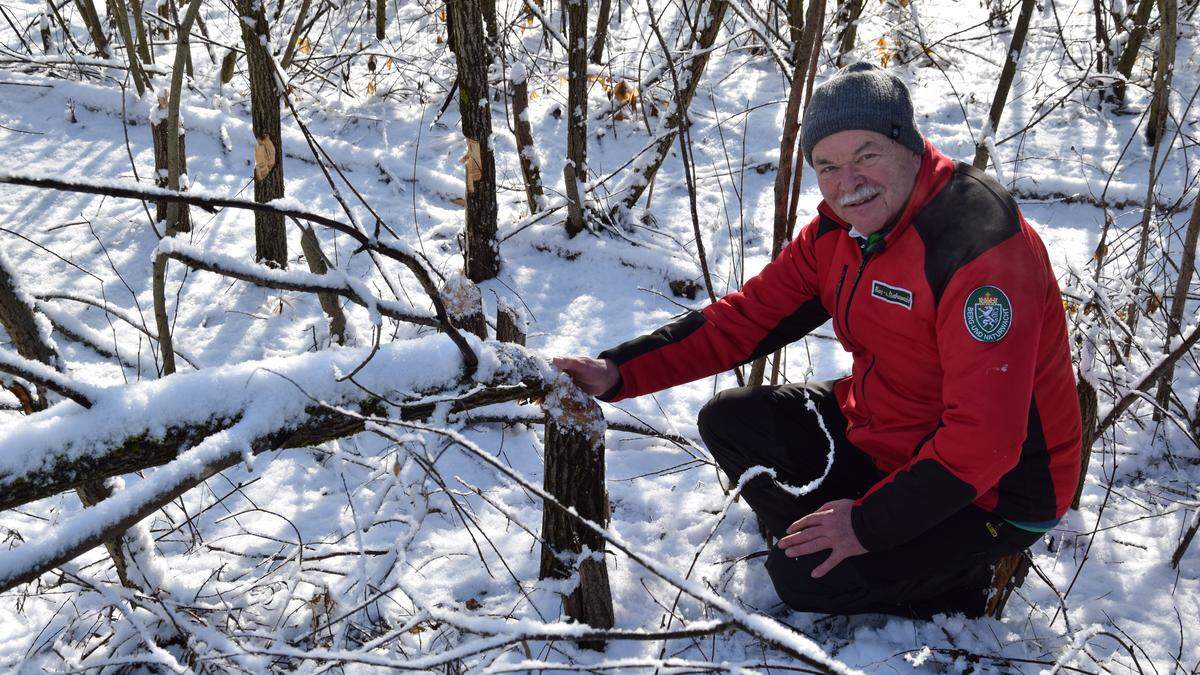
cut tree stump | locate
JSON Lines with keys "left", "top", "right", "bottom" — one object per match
{"left": 539, "top": 377, "right": 614, "bottom": 647}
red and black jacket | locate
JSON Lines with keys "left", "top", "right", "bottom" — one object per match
{"left": 597, "top": 142, "right": 1082, "bottom": 552}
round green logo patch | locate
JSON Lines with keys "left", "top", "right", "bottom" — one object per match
{"left": 963, "top": 285, "right": 1012, "bottom": 342}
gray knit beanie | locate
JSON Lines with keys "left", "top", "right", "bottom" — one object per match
{"left": 800, "top": 62, "right": 924, "bottom": 165}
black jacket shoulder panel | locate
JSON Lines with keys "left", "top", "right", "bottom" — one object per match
{"left": 914, "top": 162, "right": 1021, "bottom": 305}
{"left": 816, "top": 214, "right": 845, "bottom": 239}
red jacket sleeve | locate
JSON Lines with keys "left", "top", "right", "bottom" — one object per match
{"left": 851, "top": 226, "right": 1048, "bottom": 551}
{"left": 597, "top": 218, "right": 830, "bottom": 402}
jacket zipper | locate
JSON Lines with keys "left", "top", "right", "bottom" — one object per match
{"left": 840, "top": 247, "right": 877, "bottom": 352}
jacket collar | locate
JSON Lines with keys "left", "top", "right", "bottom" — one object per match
{"left": 816, "top": 140, "right": 956, "bottom": 245}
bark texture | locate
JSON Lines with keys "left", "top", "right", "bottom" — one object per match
{"left": 973, "top": 0, "right": 1037, "bottom": 171}
{"left": 235, "top": 0, "right": 288, "bottom": 268}
{"left": 539, "top": 388, "right": 614, "bottom": 642}
{"left": 563, "top": 0, "right": 588, "bottom": 237}
{"left": 511, "top": 71, "right": 544, "bottom": 215}
{"left": 449, "top": 0, "right": 500, "bottom": 280}
{"left": 299, "top": 224, "right": 348, "bottom": 344}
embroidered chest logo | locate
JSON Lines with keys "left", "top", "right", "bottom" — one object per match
{"left": 964, "top": 286, "right": 1012, "bottom": 342}
{"left": 871, "top": 280, "right": 913, "bottom": 310}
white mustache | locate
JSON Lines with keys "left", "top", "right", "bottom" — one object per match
{"left": 839, "top": 186, "right": 881, "bottom": 207}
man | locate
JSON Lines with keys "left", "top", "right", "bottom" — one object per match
{"left": 555, "top": 62, "right": 1082, "bottom": 618}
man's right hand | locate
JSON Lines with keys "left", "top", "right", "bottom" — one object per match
{"left": 551, "top": 356, "right": 619, "bottom": 397}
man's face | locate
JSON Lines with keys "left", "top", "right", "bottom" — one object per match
{"left": 811, "top": 130, "right": 922, "bottom": 235}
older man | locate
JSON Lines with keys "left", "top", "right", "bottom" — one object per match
{"left": 555, "top": 63, "right": 1082, "bottom": 617}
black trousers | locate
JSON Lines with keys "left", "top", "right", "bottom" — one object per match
{"left": 697, "top": 382, "right": 1041, "bottom": 618}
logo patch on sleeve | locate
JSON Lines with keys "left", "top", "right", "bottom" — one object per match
{"left": 871, "top": 280, "right": 913, "bottom": 309}
{"left": 964, "top": 286, "right": 1012, "bottom": 342}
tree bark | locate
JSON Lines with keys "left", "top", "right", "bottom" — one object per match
{"left": 835, "top": 0, "right": 864, "bottom": 66}
{"left": 496, "top": 301, "right": 526, "bottom": 345}
{"left": 619, "top": 0, "right": 728, "bottom": 211}
{"left": 589, "top": 0, "right": 612, "bottom": 64}
{"left": 973, "top": 0, "right": 1037, "bottom": 172}
{"left": 511, "top": 66, "right": 545, "bottom": 215}
{"left": 235, "top": 0, "right": 288, "bottom": 268}
{"left": 1113, "top": 0, "right": 1157, "bottom": 103}
{"left": 1146, "top": 0, "right": 1176, "bottom": 146}
{"left": 1154, "top": 192, "right": 1199, "bottom": 414}
{"left": 73, "top": 0, "right": 110, "bottom": 57}
{"left": 375, "top": 0, "right": 387, "bottom": 40}
{"left": 563, "top": 0, "right": 588, "bottom": 237}
{"left": 448, "top": 0, "right": 499, "bottom": 280}
{"left": 539, "top": 384, "right": 614, "bottom": 642}
{"left": 299, "top": 223, "right": 348, "bottom": 345}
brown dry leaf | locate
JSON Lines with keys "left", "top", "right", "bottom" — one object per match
{"left": 437, "top": 8, "right": 445, "bottom": 20}
{"left": 408, "top": 625, "right": 426, "bottom": 634}
{"left": 464, "top": 598, "right": 481, "bottom": 610}
{"left": 392, "top": 461, "right": 401, "bottom": 476}
{"left": 614, "top": 80, "right": 636, "bottom": 105}
{"left": 366, "top": 80, "right": 377, "bottom": 95}
{"left": 299, "top": 37, "right": 312, "bottom": 55}
{"left": 436, "top": 33, "right": 444, "bottom": 44}
{"left": 1147, "top": 292, "right": 1163, "bottom": 314}
{"left": 254, "top": 135, "right": 276, "bottom": 181}
{"left": 449, "top": 196, "right": 467, "bottom": 207}
{"left": 385, "top": 57, "right": 393, "bottom": 70}
{"left": 1093, "top": 242, "right": 1108, "bottom": 261}
{"left": 463, "top": 139, "right": 483, "bottom": 194}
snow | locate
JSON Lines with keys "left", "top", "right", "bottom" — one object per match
{"left": 0, "top": 0, "right": 1197, "bottom": 671}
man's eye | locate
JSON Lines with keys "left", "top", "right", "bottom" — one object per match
{"left": 820, "top": 165, "right": 838, "bottom": 174}
{"left": 857, "top": 153, "right": 879, "bottom": 163}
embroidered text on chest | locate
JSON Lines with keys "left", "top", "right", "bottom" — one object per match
{"left": 871, "top": 280, "right": 914, "bottom": 310}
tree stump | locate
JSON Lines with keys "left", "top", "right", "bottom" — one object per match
{"left": 495, "top": 299, "right": 526, "bottom": 345}
{"left": 539, "top": 377, "right": 614, "bottom": 647}
{"left": 439, "top": 274, "right": 487, "bottom": 339}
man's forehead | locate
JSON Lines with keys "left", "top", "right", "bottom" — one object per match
{"left": 813, "top": 138, "right": 885, "bottom": 165}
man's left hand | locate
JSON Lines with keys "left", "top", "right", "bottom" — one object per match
{"left": 776, "top": 499, "right": 867, "bottom": 578}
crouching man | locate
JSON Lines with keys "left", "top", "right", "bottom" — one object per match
{"left": 555, "top": 62, "right": 1082, "bottom": 618}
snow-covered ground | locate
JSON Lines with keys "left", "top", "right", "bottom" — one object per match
{"left": 1, "top": 0, "right": 1198, "bottom": 671}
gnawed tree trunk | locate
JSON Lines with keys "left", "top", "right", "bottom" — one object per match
{"left": 619, "top": 0, "right": 728, "bottom": 211}
{"left": 563, "top": 0, "right": 588, "bottom": 237}
{"left": 973, "top": 0, "right": 1037, "bottom": 172}
{"left": 1154, "top": 187, "right": 1199, "bottom": 414}
{"left": 448, "top": 0, "right": 500, "bottom": 281}
{"left": 1073, "top": 351, "right": 1099, "bottom": 509}
{"left": 235, "top": 0, "right": 288, "bottom": 268}
{"left": 299, "top": 223, "right": 348, "bottom": 345}
{"left": 0, "top": 253, "right": 133, "bottom": 587}
{"left": 440, "top": 273, "right": 487, "bottom": 339}
{"left": 539, "top": 380, "right": 614, "bottom": 643}
{"left": 510, "top": 62, "right": 545, "bottom": 215}
{"left": 589, "top": 0, "right": 612, "bottom": 64}
{"left": 496, "top": 299, "right": 526, "bottom": 345}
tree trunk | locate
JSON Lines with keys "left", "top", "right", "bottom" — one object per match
{"left": 589, "top": 0, "right": 612, "bottom": 64}
{"left": 1072, "top": 370, "right": 1099, "bottom": 509}
{"left": 440, "top": 274, "right": 487, "bottom": 339}
{"left": 511, "top": 65, "right": 545, "bottom": 215}
{"left": 73, "top": 0, "right": 110, "bottom": 57}
{"left": 375, "top": 0, "right": 386, "bottom": 40}
{"left": 835, "top": 0, "right": 864, "bottom": 65}
{"left": 539, "top": 385, "right": 614, "bottom": 643}
{"left": 749, "top": 0, "right": 822, "bottom": 387}
{"left": 448, "top": 0, "right": 500, "bottom": 280}
{"left": 973, "top": 0, "right": 1037, "bottom": 172}
{"left": 563, "top": 0, "right": 588, "bottom": 237}
{"left": 1153, "top": 188, "right": 1199, "bottom": 414}
{"left": 496, "top": 300, "right": 526, "bottom": 345}
{"left": 235, "top": 0, "right": 288, "bottom": 268}
{"left": 1113, "top": 0, "right": 1157, "bottom": 103}
{"left": 299, "top": 224, "right": 348, "bottom": 345}
{"left": 619, "top": 0, "right": 728, "bottom": 211}
{"left": 1146, "top": 0, "right": 1177, "bottom": 146}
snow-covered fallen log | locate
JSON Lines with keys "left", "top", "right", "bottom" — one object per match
{"left": 0, "top": 337, "right": 552, "bottom": 592}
